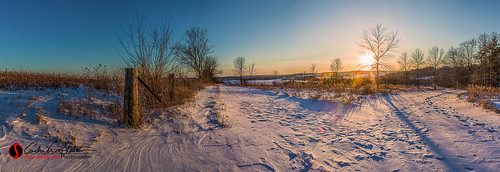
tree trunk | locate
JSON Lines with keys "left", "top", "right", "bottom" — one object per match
{"left": 433, "top": 68, "right": 437, "bottom": 90}
{"left": 416, "top": 69, "right": 419, "bottom": 88}
{"left": 376, "top": 62, "right": 379, "bottom": 92}
{"left": 405, "top": 71, "right": 408, "bottom": 86}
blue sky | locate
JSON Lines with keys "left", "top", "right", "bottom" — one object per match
{"left": 0, "top": 0, "right": 498, "bottom": 76}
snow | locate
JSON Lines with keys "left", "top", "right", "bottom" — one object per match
{"left": 493, "top": 100, "right": 500, "bottom": 110}
{"left": 223, "top": 79, "right": 306, "bottom": 85}
{"left": 1, "top": 85, "right": 499, "bottom": 171}
{"left": 224, "top": 79, "right": 283, "bottom": 85}
{"left": 417, "top": 76, "right": 434, "bottom": 80}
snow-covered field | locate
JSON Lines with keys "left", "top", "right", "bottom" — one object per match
{"left": 1, "top": 85, "right": 499, "bottom": 171}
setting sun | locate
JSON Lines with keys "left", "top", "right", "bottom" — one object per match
{"left": 357, "top": 49, "right": 375, "bottom": 70}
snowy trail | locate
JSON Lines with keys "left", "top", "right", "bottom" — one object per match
{"left": 1, "top": 85, "right": 499, "bottom": 171}
{"left": 382, "top": 91, "right": 500, "bottom": 171}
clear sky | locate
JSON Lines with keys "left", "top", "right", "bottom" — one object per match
{"left": 0, "top": 0, "right": 499, "bottom": 76}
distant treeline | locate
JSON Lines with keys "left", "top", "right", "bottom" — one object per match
{"left": 383, "top": 32, "right": 499, "bottom": 88}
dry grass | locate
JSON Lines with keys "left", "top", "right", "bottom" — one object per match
{"left": 214, "top": 85, "right": 231, "bottom": 128}
{"left": 44, "top": 127, "right": 81, "bottom": 147}
{"left": 229, "top": 78, "right": 431, "bottom": 106}
{"left": 1, "top": 68, "right": 207, "bottom": 127}
{"left": 463, "top": 85, "right": 500, "bottom": 113}
{"left": 0, "top": 69, "right": 121, "bottom": 93}
{"left": 139, "top": 78, "right": 207, "bottom": 108}
{"left": 36, "top": 107, "right": 49, "bottom": 125}
{"left": 56, "top": 90, "right": 101, "bottom": 119}
{"left": 243, "top": 79, "right": 419, "bottom": 96}
{"left": 108, "top": 101, "right": 124, "bottom": 124}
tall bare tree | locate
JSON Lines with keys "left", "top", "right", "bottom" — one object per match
{"left": 359, "top": 23, "right": 400, "bottom": 91}
{"left": 411, "top": 49, "right": 425, "bottom": 86}
{"left": 459, "top": 38, "right": 479, "bottom": 68}
{"left": 117, "top": 14, "right": 179, "bottom": 105}
{"left": 398, "top": 52, "right": 410, "bottom": 85}
{"left": 427, "top": 46, "right": 445, "bottom": 89}
{"left": 445, "top": 46, "right": 464, "bottom": 88}
{"left": 273, "top": 70, "right": 279, "bottom": 78}
{"left": 309, "top": 63, "right": 317, "bottom": 81}
{"left": 175, "top": 27, "right": 219, "bottom": 81}
{"left": 233, "top": 56, "right": 247, "bottom": 85}
{"left": 330, "top": 58, "right": 343, "bottom": 82}
{"left": 248, "top": 63, "right": 256, "bottom": 77}
{"left": 446, "top": 46, "right": 465, "bottom": 68}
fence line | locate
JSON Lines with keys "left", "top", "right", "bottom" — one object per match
{"left": 137, "top": 76, "right": 169, "bottom": 107}
{"left": 123, "top": 68, "right": 174, "bottom": 128}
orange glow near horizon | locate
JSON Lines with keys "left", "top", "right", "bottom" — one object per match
{"left": 357, "top": 49, "right": 375, "bottom": 71}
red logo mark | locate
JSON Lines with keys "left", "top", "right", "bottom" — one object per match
{"left": 9, "top": 143, "right": 23, "bottom": 159}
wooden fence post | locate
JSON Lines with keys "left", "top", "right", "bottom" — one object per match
{"left": 169, "top": 74, "right": 175, "bottom": 100}
{"left": 124, "top": 68, "right": 141, "bottom": 128}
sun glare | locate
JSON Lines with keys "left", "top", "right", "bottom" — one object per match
{"left": 358, "top": 49, "right": 375, "bottom": 71}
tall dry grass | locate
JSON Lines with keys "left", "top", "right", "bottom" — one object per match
{"left": 0, "top": 67, "right": 206, "bottom": 127}
{"left": 243, "top": 77, "right": 413, "bottom": 95}
{"left": 463, "top": 85, "right": 500, "bottom": 113}
{"left": 0, "top": 69, "right": 120, "bottom": 93}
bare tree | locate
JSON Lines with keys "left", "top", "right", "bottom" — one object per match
{"left": 427, "top": 46, "right": 445, "bottom": 89}
{"left": 175, "top": 27, "right": 219, "bottom": 81}
{"left": 117, "top": 14, "right": 179, "bottom": 105}
{"left": 233, "top": 56, "right": 247, "bottom": 85}
{"left": 330, "top": 58, "right": 343, "bottom": 73}
{"left": 202, "top": 56, "right": 221, "bottom": 82}
{"left": 309, "top": 63, "right": 317, "bottom": 81}
{"left": 330, "top": 58, "right": 343, "bottom": 82}
{"left": 359, "top": 23, "right": 400, "bottom": 91}
{"left": 248, "top": 63, "right": 256, "bottom": 77}
{"left": 398, "top": 52, "right": 410, "bottom": 85}
{"left": 459, "top": 38, "right": 479, "bottom": 68}
{"left": 411, "top": 49, "right": 425, "bottom": 86}
{"left": 445, "top": 46, "right": 464, "bottom": 88}
{"left": 273, "top": 70, "right": 279, "bottom": 78}
{"left": 445, "top": 46, "right": 465, "bottom": 68}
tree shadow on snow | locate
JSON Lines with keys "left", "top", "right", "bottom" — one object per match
{"left": 381, "top": 94, "right": 463, "bottom": 172}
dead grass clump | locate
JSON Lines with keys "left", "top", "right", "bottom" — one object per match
{"left": 357, "top": 85, "right": 375, "bottom": 95}
{"left": 36, "top": 107, "right": 49, "bottom": 125}
{"left": 45, "top": 127, "right": 81, "bottom": 147}
{"left": 340, "top": 95, "right": 358, "bottom": 105}
{"left": 464, "top": 85, "right": 500, "bottom": 113}
{"left": 108, "top": 101, "right": 124, "bottom": 124}
{"left": 58, "top": 97, "right": 99, "bottom": 119}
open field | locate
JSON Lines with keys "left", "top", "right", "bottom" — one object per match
{"left": 1, "top": 84, "right": 499, "bottom": 171}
